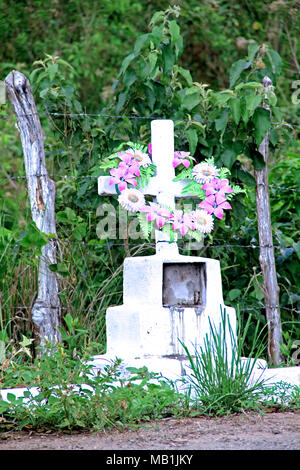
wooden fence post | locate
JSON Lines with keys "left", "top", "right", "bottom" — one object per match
{"left": 5, "top": 70, "right": 62, "bottom": 351}
{"left": 254, "top": 76, "right": 283, "bottom": 365}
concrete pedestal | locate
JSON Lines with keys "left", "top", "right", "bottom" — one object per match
{"left": 105, "top": 251, "right": 236, "bottom": 361}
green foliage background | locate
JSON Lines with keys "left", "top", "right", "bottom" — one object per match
{"left": 0, "top": 1, "right": 299, "bottom": 367}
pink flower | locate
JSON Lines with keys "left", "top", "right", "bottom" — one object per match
{"left": 173, "top": 151, "right": 194, "bottom": 169}
{"left": 141, "top": 202, "right": 172, "bottom": 229}
{"left": 199, "top": 177, "right": 233, "bottom": 219}
{"left": 202, "top": 178, "right": 233, "bottom": 196}
{"left": 119, "top": 149, "right": 151, "bottom": 167}
{"left": 148, "top": 143, "right": 195, "bottom": 170}
{"left": 117, "top": 154, "right": 141, "bottom": 176}
{"left": 171, "top": 210, "right": 194, "bottom": 236}
{"left": 198, "top": 192, "right": 232, "bottom": 220}
{"left": 109, "top": 164, "right": 139, "bottom": 192}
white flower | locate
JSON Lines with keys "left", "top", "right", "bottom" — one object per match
{"left": 118, "top": 188, "right": 146, "bottom": 212}
{"left": 192, "top": 162, "right": 219, "bottom": 184}
{"left": 191, "top": 209, "right": 214, "bottom": 233}
{"left": 125, "top": 149, "right": 152, "bottom": 167}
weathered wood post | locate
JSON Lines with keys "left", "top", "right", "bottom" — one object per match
{"left": 5, "top": 70, "right": 62, "bottom": 351}
{"left": 254, "top": 76, "right": 283, "bottom": 365}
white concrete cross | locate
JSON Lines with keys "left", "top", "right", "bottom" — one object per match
{"left": 98, "top": 119, "right": 191, "bottom": 253}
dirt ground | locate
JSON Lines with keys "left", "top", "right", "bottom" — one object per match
{"left": 0, "top": 410, "right": 299, "bottom": 451}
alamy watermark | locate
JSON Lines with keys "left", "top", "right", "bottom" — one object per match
{"left": 0, "top": 80, "right": 6, "bottom": 104}
{"left": 96, "top": 202, "right": 204, "bottom": 250}
{"left": 291, "top": 80, "right": 300, "bottom": 105}
{"left": 292, "top": 340, "right": 300, "bottom": 365}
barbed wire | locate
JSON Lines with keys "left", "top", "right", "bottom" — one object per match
{"left": 5, "top": 238, "right": 297, "bottom": 252}
{"left": 1, "top": 304, "right": 299, "bottom": 314}
{"left": 0, "top": 172, "right": 299, "bottom": 192}
{"left": 1, "top": 110, "right": 300, "bottom": 129}
{"left": 57, "top": 240, "right": 292, "bottom": 250}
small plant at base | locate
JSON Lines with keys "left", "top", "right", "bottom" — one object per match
{"left": 259, "top": 381, "right": 300, "bottom": 410}
{"left": 180, "top": 306, "right": 267, "bottom": 416}
{"left": 0, "top": 344, "right": 187, "bottom": 432}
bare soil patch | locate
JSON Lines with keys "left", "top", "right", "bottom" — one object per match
{"left": 0, "top": 411, "right": 299, "bottom": 451}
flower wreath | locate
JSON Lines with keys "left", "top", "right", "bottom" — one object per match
{"left": 103, "top": 143, "right": 243, "bottom": 241}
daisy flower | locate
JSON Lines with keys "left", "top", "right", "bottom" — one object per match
{"left": 190, "top": 209, "right": 214, "bottom": 233}
{"left": 118, "top": 188, "right": 146, "bottom": 212}
{"left": 122, "top": 148, "right": 152, "bottom": 167}
{"left": 192, "top": 162, "right": 219, "bottom": 184}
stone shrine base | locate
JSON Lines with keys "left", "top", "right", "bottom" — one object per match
{"left": 89, "top": 353, "right": 300, "bottom": 400}
{"left": 0, "top": 354, "right": 299, "bottom": 404}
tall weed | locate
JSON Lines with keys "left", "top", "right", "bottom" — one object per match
{"left": 181, "top": 307, "right": 267, "bottom": 415}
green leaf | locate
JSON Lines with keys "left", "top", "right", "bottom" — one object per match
{"left": 269, "top": 128, "right": 278, "bottom": 146}
{"left": 220, "top": 148, "right": 237, "bottom": 169}
{"left": 181, "top": 180, "right": 205, "bottom": 198}
{"left": 249, "top": 144, "right": 265, "bottom": 170}
{"left": 19, "top": 334, "right": 34, "bottom": 348}
{"left": 148, "top": 52, "right": 158, "bottom": 75}
{"left": 173, "top": 168, "right": 193, "bottom": 182}
{"left": 231, "top": 198, "right": 247, "bottom": 220}
{"left": 47, "top": 63, "right": 58, "bottom": 82}
{"left": 191, "top": 230, "right": 204, "bottom": 244}
{"left": 48, "top": 263, "right": 69, "bottom": 277}
{"left": 235, "top": 81, "right": 263, "bottom": 91}
{"left": 241, "top": 99, "right": 250, "bottom": 124}
{"left": 266, "top": 49, "right": 282, "bottom": 76}
{"left": 182, "top": 92, "right": 200, "bottom": 111}
{"left": 229, "top": 59, "right": 251, "bottom": 88}
{"left": 169, "top": 20, "right": 180, "bottom": 45}
{"left": 293, "top": 242, "right": 300, "bottom": 260}
{"left": 215, "top": 109, "right": 230, "bottom": 133}
{"left": 253, "top": 107, "right": 271, "bottom": 146}
{"left": 29, "top": 66, "right": 43, "bottom": 83}
{"left": 56, "top": 207, "right": 77, "bottom": 224}
{"left": 178, "top": 67, "right": 193, "bottom": 86}
{"left": 73, "top": 223, "right": 87, "bottom": 241}
{"left": 229, "top": 98, "right": 241, "bottom": 124}
{"left": 0, "top": 400, "right": 10, "bottom": 413}
{"left": 7, "top": 393, "right": 17, "bottom": 402}
{"left": 245, "top": 93, "right": 262, "bottom": 116}
{"left": 151, "top": 25, "right": 164, "bottom": 44}
{"left": 229, "top": 288, "right": 242, "bottom": 301}
{"left": 115, "top": 91, "right": 128, "bottom": 114}
{"left": 186, "top": 128, "right": 198, "bottom": 155}
{"left": 120, "top": 53, "right": 136, "bottom": 75}
{"left": 123, "top": 69, "right": 137, "bottom": 89}
{"left": 134, "top": 34, "right": 149, "bottom": 54}
{"left": 144, "top": 83, "right": 156, "bottom": 111}
{"left": 162, "top": 44, "right": 176, "bottom": 74}
{"left": 149, "top": 10, "right": 165, "bottom": 25}
{"left": 215, "top": 93, "right": 232, "bottom": 106}
{"left": 55, "top": 58, "right": 74, "bottom": 72}
{"left": 247, "top": 43, "right": 260, "bottom": 62}
{"left": 20, "top": 223, "right": 48, "bottom": 249}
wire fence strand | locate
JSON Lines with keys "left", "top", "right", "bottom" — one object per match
{"left": 0, "top": 173, "right": 299, "bottom": 192}
{"left": 1, "top": 304, "right": 299, "bottom": 314}
{"left": 1, "top": 110, "right": 300, "bottom": 129}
